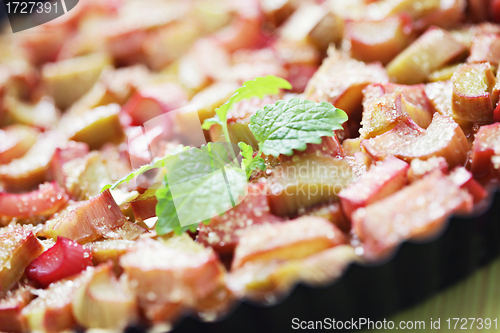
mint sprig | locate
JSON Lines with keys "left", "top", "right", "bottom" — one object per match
{"left": 249, "top": 98, "right": 348, "bottom": 157}
{"left": 202, "top": 76, "right": 292, "bottom": 144}
{"left": 101, "top": 76, "right": 348, "bottom": 237}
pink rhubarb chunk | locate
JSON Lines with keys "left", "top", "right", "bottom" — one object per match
{"left": 353, "top": 171, "right": 473, "bottom": 259}
{"left": 41, "top": 190, "right": 128, "bottom": 244}
{"left": 339, "top": 156, "right": 409, "bottom": 220}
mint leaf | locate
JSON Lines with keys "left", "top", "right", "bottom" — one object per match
{"left": 100, "top": 145, "right": 186, "bottom": 192}
{"left": 155, "top": 143, "right": 248, "bottom": 235}
{"left": 249, "top": 98, "right": 348, "bottom": 157}
{"left": 155, "top": 178, "right": 200, "bottom": 235}
{"left": 201, "top": 76, "right": 292, "bottom": 141}
{"left": 239, "top": 142, "right": 265, "bottom": 178}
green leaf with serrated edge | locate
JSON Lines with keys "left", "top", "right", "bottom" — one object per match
{"left": 100, "top": 145, "right": 187, "bottom": 192}
{"left": 239, "top": 142, "right": 266, "bottom": 178}
{"left": 249, "top": 98, "right": 348, "bottom": 157}
{"left": 155, "top": 143, "right": 247, "bottom": 236}
{"left": 201, "top": 76, "right": 292, "bottom": 132}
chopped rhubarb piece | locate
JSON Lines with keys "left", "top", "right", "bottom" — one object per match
{"left": 0, "top": 125, "right": 39, "bottom": 165}
{"left": 122, "top": 83, "right": 188, "bottom": 126}
{"left": 353, "top": 171, "right": 473, "bottom": 259}
{"left": 362, "top": 113, "right": 470, "bottom": 168}
{"left": 3, "top": 96, "right": 60, "bottom": 131}
{"left": 87, "top": 239, "right": 136, "bottom": 267}
{"left": 25, "top": 237, "right": 92, "bottom": 289}
{"left": 232, "top": 216, "right": 346, "bottom": 269}
{"left": 360, "top": 89, "right": 427, "bottom": 139}
{"left": 471, "top": 123, "right": 500, "bottom": 178}
{"left": 41, "top": 190, "right": 128, "bottom": 244}
{"left": 185, "top": 82, "right": 240, "bottom": 124}
{"left": 0, "top": 284, "right": 34, "bottom": 333}
{"left": 198, "top": 182, "right": 284, "bottom": 254}
{"left": 0, "top": 131, "right": 60, "bottom": 192}
{"left": 302, "top": 202, "right": 350, "bottom": 232}
{"left": 267, "top": 154, "right": 356, "bottom": 216}
{"left": 386, "top": 26, "right": 465, "bottom": 84}
{"left": 345, "top": 14, "right": 414, "bottom": 65}
{"left": 42, "top": 53, "right": 112, "bottom": 110}
{"left": 449, "top": 167, "right": 488, "bottom": 203}
{"left": 451, "top": 63, "right": 495, "bottom": 122}
{"left": 60, "top": 104, "right": 125, "bottom": 150}
{"left": 120, "top": 236, "right": 225, "bottom": 321}
{"left": 305, "top": 48, "right": 389, "bottom": 117}
{"left": 130, "top": 190, "right": 157, "bottom": 223}
{"left": 143, "top": 21, "right": 205, "bottom": 71}
{"left": 72, "top": 263, "right": 137, "bottom": 330}
{"left": 49, "top": 141, "right": 89, "bottom": 189}
{"left": 407, "top": 156, "right": 449, "bottom": 182}
{"left": 467, "top": 34, "right": 500, "bottom": 65}
{"left": 280, "top": 3, "right": 342, "bottom": 52}
{"left": 21, "top": 269, "right": 93, "bottom": 332}
{"left": 228, "top": 245, "right": 358, "bottom": 298}
{"left": 62, "top": 150, "right": 130, "bottom": 200}
{"left": 0, "top": 228, "right": 43, "bottom": 296}
{"left": 0, "top": 181, "right": 68, "bottom": 221}
{"left": 339, "top": 156, "right": 410, "bottom": 220}
{"left": 279, "top": 135, "right": 344, "bottom": 162}
{"left": 424, "top": 80, "right": 472, "bottom": 129}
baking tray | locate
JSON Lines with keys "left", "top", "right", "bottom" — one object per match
{"left": 138, "top": 187, "right": 500, "bottom": 333}
{"left": 2, "top": 8, "right": 499, "bottom": 333}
